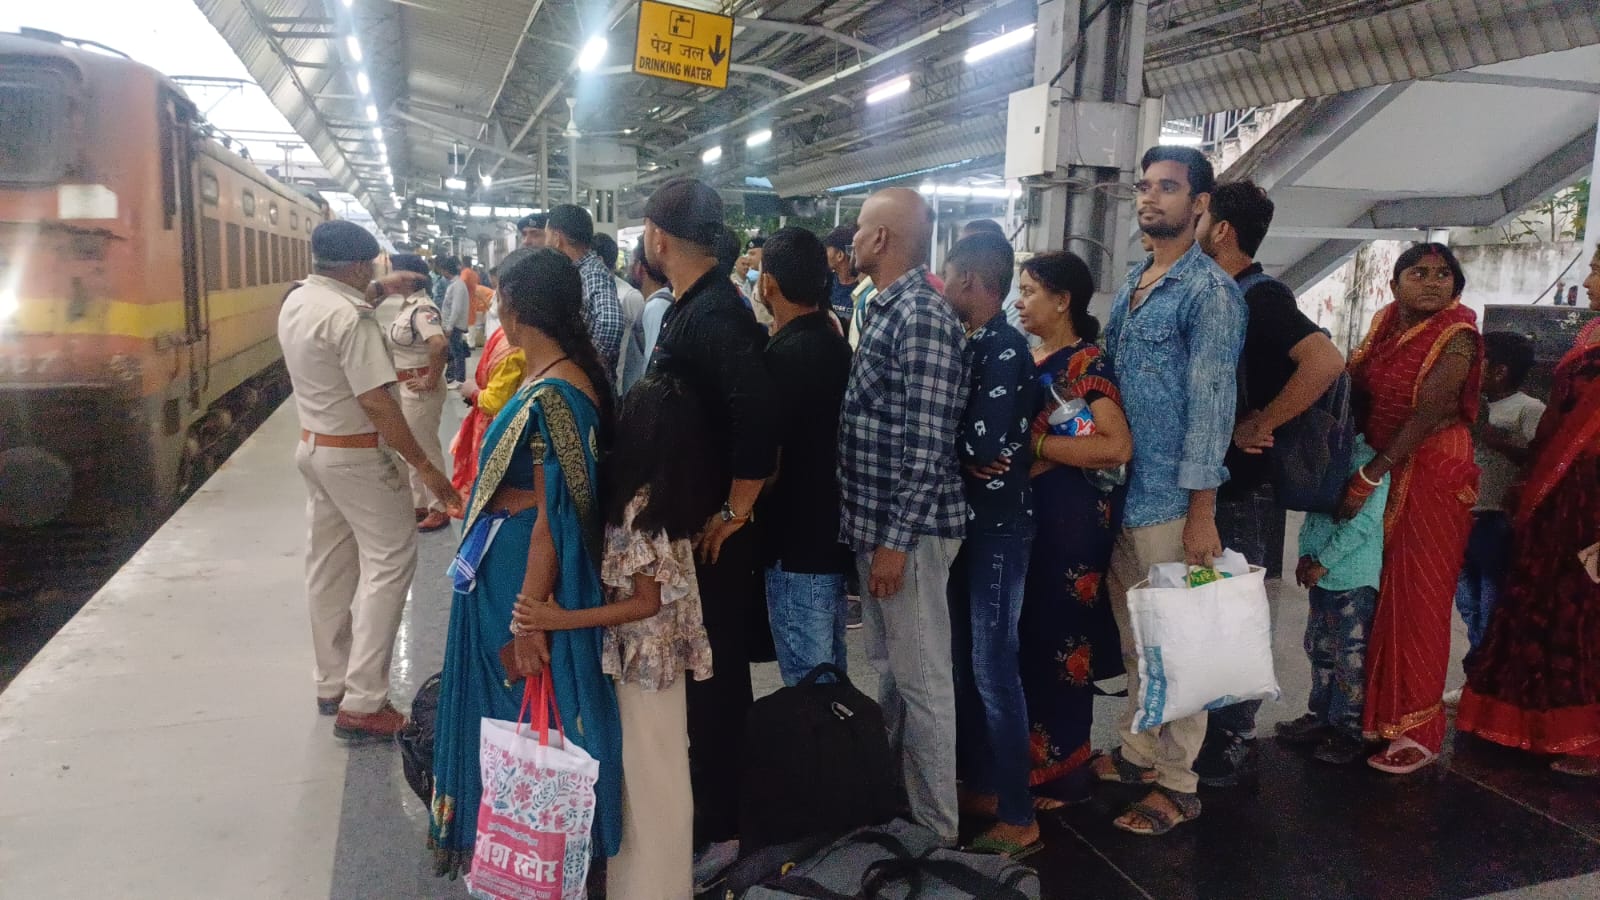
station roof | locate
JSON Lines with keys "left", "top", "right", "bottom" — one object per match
{"left": 192, "top": 0, "right": 1599, "bottom": 240}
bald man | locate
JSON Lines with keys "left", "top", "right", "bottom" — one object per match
{"left": 838, "top": 187, "right": 968, "bottom": 843}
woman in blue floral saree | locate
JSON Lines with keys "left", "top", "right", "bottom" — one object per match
{"left": 429, "top": 248, "right": 622, "bottom": 876}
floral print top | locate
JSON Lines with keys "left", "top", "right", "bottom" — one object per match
{"left": 600, "top": 492, "right": 713, "bottom": 691}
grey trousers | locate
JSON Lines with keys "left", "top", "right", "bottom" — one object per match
{"left": 857, "top": 536, "right": 963, "bottom": 843}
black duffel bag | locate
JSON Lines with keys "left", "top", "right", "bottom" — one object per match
{"left": 739, "top": 663, "right": 904, "bottom": 853}
{"left": 396, "top": 672, "right": 442, "bottom": 806}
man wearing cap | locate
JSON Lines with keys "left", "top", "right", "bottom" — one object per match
{"left": 642, "top": 177, "right": 778, "bottom": 873}
{"left": 517, "top": 212, "right": 548, "bottom": 249}
{"left": 383, "top": 253, "right": 452, "bottom": 533}
{"left": 546, "top": 203, "right": 624, "bottom": 373}
{"left": 279, "top": 221, "right": 463, "bottom": 742}
{"left": 823, "top": 224, "right": 860, "bottom": 341}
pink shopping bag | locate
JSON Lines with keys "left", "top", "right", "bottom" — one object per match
{"left": 467, "top": 676, "right": 599, "bottom": 900}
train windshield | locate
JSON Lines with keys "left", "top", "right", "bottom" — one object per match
{"left": 0, "top": 65, "right": 71, "bottom": 185}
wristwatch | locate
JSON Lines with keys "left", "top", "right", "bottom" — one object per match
{"left": 719, "top": 502, "right": 753, "bottom": 523}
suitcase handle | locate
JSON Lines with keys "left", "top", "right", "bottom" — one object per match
{"left": 798, "top": 662, "right": 852, "bottom": 688}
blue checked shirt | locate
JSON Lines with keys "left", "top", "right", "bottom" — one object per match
{"left": 839, "top": 266, "right": 969, "bottom": 552}
{"left": 577, "top": 250, "right": 624, "bottom": 373}
{"left": 1104, "top": 240, "right": 1247, "bottom": 528}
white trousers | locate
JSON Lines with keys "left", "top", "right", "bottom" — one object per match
{"left": 294, "top": 441, "right": 418, "bottom": 713}
{"left": 607, "top": 679, "right": 693, "bottom": 900}
{"left": 398, "top": 382, "right": 448, "bottom": 512}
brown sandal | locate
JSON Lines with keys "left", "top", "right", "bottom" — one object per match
{"left": 1092, "top": 748, "right": 1157, "bottom": 785}
{"left": 1113, "top": 785, "right": 1201, "bottom": 836}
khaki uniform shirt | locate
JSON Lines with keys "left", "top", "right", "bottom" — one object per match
{"left": 385, "top": 291, "right": 446, "bottom": 371}
{"left": 278, "top": 273, "right": 397, "bottom": 435}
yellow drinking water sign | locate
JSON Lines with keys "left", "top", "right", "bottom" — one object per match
{"left": 633, "top": 0, "right": 733, "bottom": 90}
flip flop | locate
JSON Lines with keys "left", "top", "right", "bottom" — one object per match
{"left": 966, "top": 832, "right": 1044, "bottom": 860}
{"left": 1091, "top": 748, "right": 1158, "bottom": 785}
{"left": 1366, "top": 735, "right": 1437, "bottom": 775}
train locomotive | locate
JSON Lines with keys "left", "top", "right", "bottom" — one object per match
{"left": 0, "top": 29, "right": 327, "bottom": 533}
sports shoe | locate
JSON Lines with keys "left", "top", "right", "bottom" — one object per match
{"left": 1273, "top": 713, "right": 1331, "bottom": 746}
{"left": 317, "top": 694, "right": 343, "bottom": 716}
{"left": 334, "top": 702, "right": 407, "bottom": 742}
{"left": 1195, "top": 732, "right": 1258, "bottom": 788}
{"left": 846, "top": 597, "right": 864, "bottom": 630}
{"left": 418, "top": 510, "right": 451, "bottom": 533}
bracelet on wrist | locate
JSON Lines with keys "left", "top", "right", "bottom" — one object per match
{"left": 1034, "top": 433, "right": 1048, "bottom": 460}
{"left": 1357, "top": 465, "right": 1382, "bottom": 487}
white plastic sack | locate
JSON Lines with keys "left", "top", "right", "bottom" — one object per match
{"left": 1127, "top": 565, "right": 1280, "bottom": 733}
{"left": 468, "top": 678, "right": 599, "bottom": 900}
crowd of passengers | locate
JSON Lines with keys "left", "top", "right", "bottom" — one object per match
{"left": 278, "top": 144, "right": 1600, "bottom": 899}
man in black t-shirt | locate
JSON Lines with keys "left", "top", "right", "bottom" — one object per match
{"left": 755, "top": 227, "right": 855, "bottom": 686}
{"left": 1194, "top": 180, "right": 1346, "bottom": 786}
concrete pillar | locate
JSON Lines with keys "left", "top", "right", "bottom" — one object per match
{"left": 538, "top": 126, "right": 550, "bottom": 211}
{"left": 1014, "top": 0, "right": 1147, "bottom": 316}
{"left": 1582, "top": 102, "right": 1600, "bottom": 273}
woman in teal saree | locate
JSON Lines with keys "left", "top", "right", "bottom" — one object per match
{"left": 429, "top": 248, "right": 622, "bottom": 876}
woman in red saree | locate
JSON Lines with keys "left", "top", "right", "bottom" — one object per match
{"left": 448, "top": 252, "right": 532, "bottom": 506}
{"left": 1343, "top": 243, "right": 1483, "bottom": 774}
{"left": 1458, "top": 248, "right": 1600, "bottom": 776}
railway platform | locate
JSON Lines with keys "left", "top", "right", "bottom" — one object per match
{"left": 3, "top": 400, "right": 1600, "bottom": 900}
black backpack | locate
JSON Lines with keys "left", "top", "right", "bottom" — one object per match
{"left": 739, "top": 663, "right": 904, "bottom": 852}
{"left": 396, "top": 672, "right": 442, "bottom": 806}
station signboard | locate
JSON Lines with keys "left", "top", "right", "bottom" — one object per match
{"left": 632, "top": 0, "right": 733, "bottom": 90}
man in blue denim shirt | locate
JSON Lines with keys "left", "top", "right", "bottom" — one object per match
{"left": 1091, "top": 146, "right": 1247, "bottom": 836}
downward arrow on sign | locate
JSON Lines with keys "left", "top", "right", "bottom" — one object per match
{"left": 709, "top": 34, "right": 726, "bottom": 65}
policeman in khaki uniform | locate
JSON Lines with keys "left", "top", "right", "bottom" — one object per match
{"left": 383, "top": 254, "right": 452, "bottom": 533}
{"left": 278, "top": 221, "right": 462, "bottom": 741}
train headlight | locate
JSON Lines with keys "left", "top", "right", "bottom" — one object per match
{"left": 0, "top": 286, "right": 17, "bottom": 323}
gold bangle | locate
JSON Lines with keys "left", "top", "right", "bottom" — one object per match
{"left": 1034, "top": 433, "right": 1048, "bottom": 460}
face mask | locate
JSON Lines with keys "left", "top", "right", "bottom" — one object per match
{"left": 747, "top": 268, "right": 759, "bottom": 285}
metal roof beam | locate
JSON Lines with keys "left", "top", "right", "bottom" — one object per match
{"left": 733, "top": 17, "right": 881, "bottom": 56}
{"left": 1427, "top": 72, "right": 1600, "bottom": 95}
{"left": 1366, "top": 130, "right": 1596, "bottom": 229}
{"left": 391, "top": 109, "right": 543, "bottom": 168}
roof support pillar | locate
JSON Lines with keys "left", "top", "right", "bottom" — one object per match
{"left": 1584, "top": 101, "right": 1600, "bottom": 277}
{"left": 1014, "top": 0, "right": 1149, "bottom": 313}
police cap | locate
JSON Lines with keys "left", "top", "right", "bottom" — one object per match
{"left": 312, "top": 220, "right": 381, "bottom": 264}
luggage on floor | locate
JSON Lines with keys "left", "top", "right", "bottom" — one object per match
{"left": 467, "top": 676, "right": 598, "bottom": 900}
{"left": 739, "top": 662, "right": 903, "bottom": 852}
{"left": 1127, "top": 564, "right": 1280, "bottom": 732}
{"left": 738, "top": 819, "right": 1040, "bottom": 900}
{"left": 396, "top": 671, "right": 442, "bottom": 806}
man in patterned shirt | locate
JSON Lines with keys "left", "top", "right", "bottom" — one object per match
{"left": 942, "top": 230, "right": 1039, "bottom": 854}
{"left": 545, "top": 203, "right": 623, "bottom": 372}
{"left": 838, "top": 187, "right": 968, "bottom": 844}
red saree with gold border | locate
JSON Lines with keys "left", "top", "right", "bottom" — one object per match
{"left": 1349, "top": 303, "right": 1482, "bottom": 752}
{"left": 1459, "top": 336, "right": 1600, "bottom": 756}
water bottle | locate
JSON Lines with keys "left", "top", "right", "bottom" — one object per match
{"left": 1040, "top": 373, "right": 1096, "bottom": 436}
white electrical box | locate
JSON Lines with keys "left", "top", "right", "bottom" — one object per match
{"left": 1005, "top": 84, "right": 1061, "bottom": 181}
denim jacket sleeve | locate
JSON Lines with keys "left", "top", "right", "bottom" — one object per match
{"left": 1177, "top": 276, "right": 1246, "bottom": 492}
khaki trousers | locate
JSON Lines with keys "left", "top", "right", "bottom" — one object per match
{"left": 607, "top": 679, "right": 693, "bottom": 900}
{"left": 397, "top": 382, "right": 448, "bottom": 512}
{"left": 1107, "top": 517, "right": 1208, "bottom": 794}
{"left": 294, "top": 441, "right": 418, "bottom": 714}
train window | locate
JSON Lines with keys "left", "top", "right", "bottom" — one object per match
{"left": 242, "top": 191, "right": 256, "bottom": 218}
{"left": 202, "top": 218, "right": 222, "bottom": 293}
{"left": 225, "top": 223, "right": 242, "bottom": 290}
{"left": 290, "top": 210, "right": 299, "bottom": 230}
{"left": 269, "top": 203, "right": 279, "bottom": 225}
{"left": 200, "top": 171, "right": 219, "bottom": 205}
{"left": 243, "top": 226, "right": 258, "bottom": 287}
{"left": 0, "top": 63, "right": 71, "bottom": 184}
{"left": 257, "top": 229, "right": 270, "bottom": 285}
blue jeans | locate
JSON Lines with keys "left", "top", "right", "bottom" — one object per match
{"left": 764, "top": 563, "right": 847, "bottom": 687}
{"left": 1456, "top": 511, "right": 1511, "bottom": 651}
{"left": 1306, "top": 585, "right": 1379, "bottom": 738}
{"left": 446, "top": 328, "right": 469, "bottom": 384}
{"left": 949, "top": 528, "right": 1033, "bottom": 826}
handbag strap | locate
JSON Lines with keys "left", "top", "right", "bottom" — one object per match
{"left": 516, "top": 675, "right": 565, "bottom": 747}
{"left": 798, "top": 662, "right": 852, "bottom": 688}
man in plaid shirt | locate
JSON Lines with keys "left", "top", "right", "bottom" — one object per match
{"left": 839, "top": 187, "right": 968, "bottom": 844}
{"left": 546, "top": 203, "right": 624, "bottom": 373}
